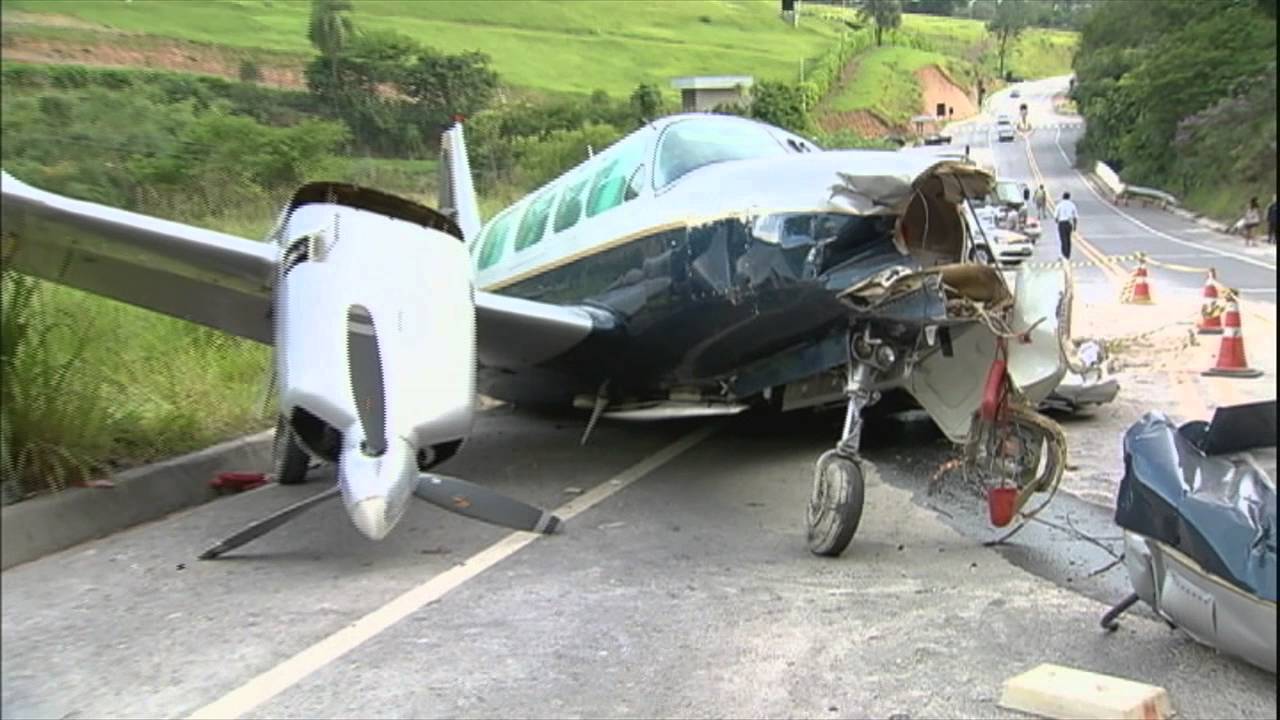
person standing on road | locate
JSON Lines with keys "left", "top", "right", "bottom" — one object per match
{"left": 1242, "top": 197, "right": 1262, "bottom": 247}
{"left": 1054, "top": 191, "right": 1078, "bottom": 259}
{"left": 1033, "top": 185, "right": 1047, "bottom": 219}
{"left": 1266, "top": 194, "right": 1277, "bottom": 245}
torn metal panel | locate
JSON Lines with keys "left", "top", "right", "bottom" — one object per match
{"left": 1116, "top": 404, "right": 1276, "bottom": 603}
{"left": 1115, "top": 402, "right": 1277, "bottom": 673}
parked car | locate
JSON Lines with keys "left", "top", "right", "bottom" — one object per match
{"left": 965, "top": 202, "right": 1034, "bottom": 267}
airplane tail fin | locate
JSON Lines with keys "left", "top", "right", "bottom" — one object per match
{"left": 439, "top": 120, "right": 482, "bottom": 244}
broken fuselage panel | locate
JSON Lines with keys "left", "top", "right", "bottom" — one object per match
{"left": 469, "top": 115, "right": 1068, "bottom": 441}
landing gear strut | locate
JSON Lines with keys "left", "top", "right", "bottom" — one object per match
{"left": 806, "top": 355, "right": 878, "bottom": 557}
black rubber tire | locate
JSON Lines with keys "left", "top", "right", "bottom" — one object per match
{"left": 273, "top": 416, "right": 311, "bottom": 485}
{"left": 806, "top": 450, "right": 866, "bottom": 557}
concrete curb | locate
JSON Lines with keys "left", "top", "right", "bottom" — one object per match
{"left": 1, "top": 428, "right": 274, "bottom": 570}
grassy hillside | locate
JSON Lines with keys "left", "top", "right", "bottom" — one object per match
{"left": 899, "top": 13, "right": 1077, "bottom": 80}
{"left": 822, "top": 46, "right": 965, "bottom": 123}
{"left": 2, "top": 0, "right": 851, "bottom": 96}
{"left": 810, "top": 10, "right": 1077, "bottom": 132}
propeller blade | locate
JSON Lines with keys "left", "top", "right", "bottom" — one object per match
{"left": 347, "top": 304, "right": 387, "bottom": 456}
{"left": 414, "top": 474, "right": 561, "bottom": 534}
{"left": 199, "top": 486, "right": 341, "bottom": 559}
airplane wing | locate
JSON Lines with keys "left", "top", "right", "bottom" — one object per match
{"left": 0, "top": 171, "right": 608, "bottom": 369}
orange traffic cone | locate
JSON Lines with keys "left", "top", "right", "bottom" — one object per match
{"left": 1197, "top": 269, "right": 1223, "bottom": 335}
{"left": 1202, "top": 295, "right": 1263, "bottom": 378}
{"left": 1126, "top": 258, "right": 1154, "bottom": 305}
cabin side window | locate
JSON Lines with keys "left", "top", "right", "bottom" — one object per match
{"left": 553, "top": 172, "right": 593, "bottom": 233}
{"left": 586, "top": 139, "right": 645, "bottom": 218}
{"left": 513, "top": 187, "right": 558, "bottom": 252}
{"left": 476, "top": 209, "right": 517, "bottom": 271}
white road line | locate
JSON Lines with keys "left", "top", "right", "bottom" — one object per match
{"left": 187, "top": 424, "right": 718, "bottom": 720}
{"left": 1053, "top": 128, "right": 1278, "bottom": 272}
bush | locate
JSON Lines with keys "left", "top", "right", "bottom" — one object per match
{"left": 48, "top": 65, "right": 90, "bottom": 89}
{"left": 238, "top": 59, "right": 263, "bottom": 83}
{"left": 750, "top": 81, "right": 810, "bottom": 134}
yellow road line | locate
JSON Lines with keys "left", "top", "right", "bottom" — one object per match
{"left": 1023, "top": 141, "right": 1125, "bottom": 286}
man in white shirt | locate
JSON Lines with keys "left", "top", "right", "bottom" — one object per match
{"left": 1054, "top": 191, "right": 1079, "bottom": 259}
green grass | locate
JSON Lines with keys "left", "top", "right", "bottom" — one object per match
{"left": 3, "top": 0, "right": 851, "bottom": 96}
{"left": 1183, "top": 184, "right": 1274, "bottom": 226}
{"left": 1008, "top": 28, "right": 1077, "bottom": 80}
{"left": 815, "top": 14, "right": 1076, "bottom": 129}
{"left": 899, "top": 13, "right": 1077, "bottom": 80}
{"left": 2, "top": 255, "right": 274, "bottom": 503}
{"left": 823, "top": 45, "right": 968, "bottom": 124}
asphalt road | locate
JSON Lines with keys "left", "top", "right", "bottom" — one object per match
{"left": 4, "top": 407, "right": 1276, "bottom": 720}
{"left": 3, "top": 78, "right": 1277, "bottom": 720}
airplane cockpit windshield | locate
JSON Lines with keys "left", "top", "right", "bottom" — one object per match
{"left": 655, "top": 118, "right": 795, "bottom": 189}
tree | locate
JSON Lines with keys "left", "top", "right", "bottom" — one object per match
{"left": 986, "top": 0, "right": 1033, "bottom": 79}
{"left": 401, "top": 48, "right": 499, "bottom": 132}
{"left": 856, "top": 0, "right": 902, "bottom": 47}
{"left": 308, "top": 0, "right": 356, "bottom": 85}
{"left": 302, "top": 29, "right": 421, "bottom": 155}
{"left": 749, "top": 82, "right": 809, "bottom": 134}
{"left": 629, "top": 83, "right": 662, "bottom": 123}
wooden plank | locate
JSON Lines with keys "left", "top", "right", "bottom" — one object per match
{"left": 998, "top": 663, "right": 1173, "bottom": 720}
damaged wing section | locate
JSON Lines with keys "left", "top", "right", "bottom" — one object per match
{"left": 1113, "top": 402, "right": 1276, "bottom": 673}
{"left": 828, "top": 159, "right": 1071, "bottom": 444}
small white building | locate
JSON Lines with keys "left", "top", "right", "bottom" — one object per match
{"left": 670, "top": 76, "right": 754, "bottom": 113}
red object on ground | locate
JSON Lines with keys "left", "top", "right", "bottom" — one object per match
{"left": 211, "top": 471, "right": 268, "bottom": 493}
{"left": 987, "top": 486, "right": 1018, "bottom": 527}
{"left": 1202, "top": 297, "right": 1264, "bottom": 378}
{"left": 1127, "top": 261, "right": 1154, "bottom": 304}
{"left": 1197, "top": 269, "right": 1223, "bottom": 335}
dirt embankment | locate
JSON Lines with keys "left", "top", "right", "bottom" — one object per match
{"left": 914, "top": 65, "right": 975, "bottom": 120}
{"left": 817, "top": 62, "right": 977, "bottom": 138}
{"left": 815, "top": 109, "right": 894, "bottom": 137}
{"left": 1, "top": 33, "right": 306, "bottom": 89}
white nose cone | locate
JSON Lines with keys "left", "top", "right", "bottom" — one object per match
{"left": 349, "top": 496, "right": 392, "bottom": 540}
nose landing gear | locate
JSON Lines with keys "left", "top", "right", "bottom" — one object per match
{"left": 806, "top": 337, "right": 883, "bottom": 557}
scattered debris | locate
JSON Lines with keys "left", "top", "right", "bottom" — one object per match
{"left": 1104, "top": 402, "right": 1276, "bottom": 673}
{"left": 999, "top": 663, "right": 1172, "bottom": 720}
{"left": 563, "top": 486, "right": 584, "bottom": 495}
{"left": 210, "top": 472, "right": 269, "bottom": 494}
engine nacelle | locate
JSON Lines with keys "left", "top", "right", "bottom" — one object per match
{"left": 272, "top": 193, "right": 475, "bottom": 538}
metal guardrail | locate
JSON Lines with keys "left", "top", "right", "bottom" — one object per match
{"left": 1122, "top": 185, "right": 1179, "bottom": 207}
{"left": 1093, "top": 161, "right": 1179, "bottom": 208}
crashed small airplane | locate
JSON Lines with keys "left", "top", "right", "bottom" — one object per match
{"left": 0, "top": 113, "right": 1072, "bottom": 559}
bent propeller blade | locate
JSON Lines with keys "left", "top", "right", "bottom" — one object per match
{"left": 347, "top": 303, "right": 387, "bottom": 457}
{"left": 415, "top": 474, "right": 561, "bottom": 534}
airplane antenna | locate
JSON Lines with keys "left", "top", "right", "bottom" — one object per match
{"left": 580, "top": 379, "right": 611, "bottom": 446}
